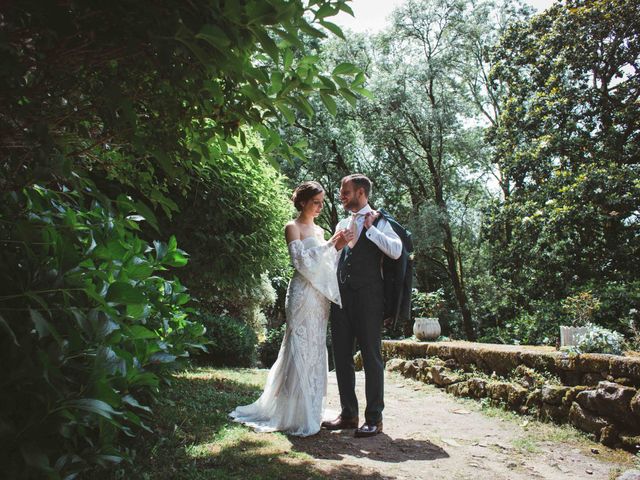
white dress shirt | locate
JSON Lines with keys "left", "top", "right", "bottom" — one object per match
{"left": 336, "top": 204, "right": 402, "bottom": 260}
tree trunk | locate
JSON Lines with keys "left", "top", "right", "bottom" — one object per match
{"left": 406, "top": 109, "right": 477, "bottom": 340}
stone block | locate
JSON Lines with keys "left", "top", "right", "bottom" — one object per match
{"left": 615, "top": 377, "right": 635, "bottom": 387}
{"left": 540, "top": 403, "right": 569, "bottom": 423}
{"left": 526, "top": 389, "right": 542, "bottom": 409}
{"left": 467, "top": 377, "right": 488, "bottom": 398}
{"left": 592, "top": 381, "right": 637, "bottom": 425}
{"left": 555, "top": 354, "right": 577, "bottom": 371}
{"left": 385, "top": 358, "right": 406, "bottom": 373}
{"left": 481, "top": 350, "right": 519, "bottom": 376}
{"left": 610, "top": 357, "right": 640, "bottom": 384}
{"left": 631, "top": 391, "right": 640, "bottom": 418}
{"left": 444, "top": 358, "right": 459, "bottom": 369}
{"left": 487, "top": 382, "right": 527, "bottom": 409}
{"left": 541, "top": 385, "right": 570, "bottom": 405}
{"left": 600, "top": 424, "right": 620, "bottom": 447}
{"left": 574, "top": 353, "right": 612, "bottom": 374}
{"left": 430, "top": 366, "right": 461, "bottom": 387}
{"left": 558, "top": 370, "right": 584, "bottom": 386}
{"left": 513, "top": 365, "right": 538, "bottom": 389}
{"left": 619, "top": 434, "right": 640, "bottom": 452}
{"left": 576, "top": 389, "right": 598, "bottom": 411}
{"left": 487, "top": 382, "right": 510, "bottom": 404}
{"left": 416, "top": 367, "right": 434, "bottom": 384}
{"left": 519, "top": 351, "right": 558, "bottom": 374}
{"left": 582, "top": 373, "right": 605, "bottom": 385}
{"left": 404, "top": 361, "right": 419, "bottom": 379}
{"left": 569, "top": 402, "right": 610, "bottom": 436}
{"left": 447, "top": 381, "right": 469, "bottom": 397}
{"left": 452, "top": 347, "right": 485, "bottom": 371}
{"left": 426, "top": 343, "right": 453, "bottom": 360}
{"left": 563, "top": 386, "right": 590, "bottom": 407}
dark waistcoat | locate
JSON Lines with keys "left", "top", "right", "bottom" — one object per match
{"left": 337, "top": 225, "right": 383, "bottom": 291}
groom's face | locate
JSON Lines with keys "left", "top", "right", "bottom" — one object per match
{"left": 339, "top": 181, "right": 365, "bottom": 212}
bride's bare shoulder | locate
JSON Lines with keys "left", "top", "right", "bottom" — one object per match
{"left": 285, "top": 221, "right": 300, "bottom": 244}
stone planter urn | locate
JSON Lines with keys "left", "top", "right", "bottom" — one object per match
{"left": 413, "top": 317, "right": 441, "bottom": 341}
{"left": 560, "top": 326, "right": 589, "bottom": 347}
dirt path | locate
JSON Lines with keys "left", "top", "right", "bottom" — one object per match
{"left": 288, "top": 371, "right": 638, "bottom": 480}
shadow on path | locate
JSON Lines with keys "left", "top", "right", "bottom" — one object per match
{"left": 289, "top": 430, "right": 449, "bottom": 463}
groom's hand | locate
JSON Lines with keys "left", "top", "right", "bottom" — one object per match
{"left": 364, "top": 211, "right": 380, "bottom": 230}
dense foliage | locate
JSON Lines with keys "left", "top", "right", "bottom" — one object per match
{"left": 0, "top": 0, "right": 359, "bottom": 477}
{"left": 1, "top": 0, "right": 637, "bottom": 475}
{"left": 259, "top": 323, "right": 287, "bottom": 368}
{"left": 0, "top": 182, "right": 204, "bottom": 478}
{"left": 485, "top": 0, "right": 640, "bottom": 335}
{"left": 196, "top": 313, "right": 258, "bottom": 367}
{"left": 281, "top": 0, "right": 638, "bottom": 343}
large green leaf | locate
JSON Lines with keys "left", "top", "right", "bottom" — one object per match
{"left": 163, "top": 250, "right": 189, "bottom": 267}
{"left": 128, "top": 325, "right": 157, "bottom": 340}
{"left": 195, "top": 24, "right": 230, "bottom": 49}
{"left": 29, "top": 308, "right": 63, "bottom": 345}
{"left": 0, "top": 313, "right": 19, "bottom": 346}
{"left": 276, "top": 102, "right": 296, "bottom": 124}
{"left": 122, "top": 394, "right": 152, "bottom": 413}
{"left": 319, "top": 20, "right": 345, "bottom": 40}
{"left": 63, "top": 399, "right": 122, "bottom": 420}
{"left": 352, "top": 86, "right": 374, "bottom": 100}
{"left": 320, "top": 92, "right": 337, "bottom": 116}
{"left": 332, "top": 62, "right": 359, "bottom": 76}
{"left": 125, "top": 257, "right": 154, "bottom": 280}
{"left": 105, "top": 282, "right": 146, "bottom": 304}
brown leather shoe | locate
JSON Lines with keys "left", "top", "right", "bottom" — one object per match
{"left": 354, "top": 421, "right": 383, "bottom": 437}
{"left": 321, "top": 415, "right": 359, "bottom": 430}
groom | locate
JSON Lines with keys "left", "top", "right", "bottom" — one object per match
{"left": 323, "top": 174, "right": 402, "bottom": 437}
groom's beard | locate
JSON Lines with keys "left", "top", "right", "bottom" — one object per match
{"left": 343, "top": 199, "right": 360, "bottom": 212}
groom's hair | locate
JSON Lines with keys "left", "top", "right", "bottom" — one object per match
{"left": 342, "top": 174, "right": 372, "bottom": 198}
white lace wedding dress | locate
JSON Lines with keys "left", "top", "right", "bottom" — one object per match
{"left": 230, "top": 235, "right": 341, "bottom": 436}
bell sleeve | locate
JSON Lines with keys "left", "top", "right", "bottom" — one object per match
{"left": 287, "top": 239, "right": 342, "bottom": 307}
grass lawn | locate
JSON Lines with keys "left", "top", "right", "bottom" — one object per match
{"left": 103, "top": 366, "right": 330, "bottom": 480}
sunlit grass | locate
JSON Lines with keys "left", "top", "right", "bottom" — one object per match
{"left": 101, "top": 366, "right": 330, "bottom": 480}
{"left": 512, "top": 436, "right": 540, "bottom": 453}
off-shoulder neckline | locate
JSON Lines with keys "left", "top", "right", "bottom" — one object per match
{"left": 288, "top": 235, "right": 323, "bottom": 246}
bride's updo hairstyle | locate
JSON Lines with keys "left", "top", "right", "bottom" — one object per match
{"left": 292, "top": 181, "right": 324, "bottom": 211}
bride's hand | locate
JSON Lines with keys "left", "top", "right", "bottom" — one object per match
{"left": 329, "top": 230, "right": 343, "bottom": 244}
{"left": 332, "top": 229, "right": 353, "bottom": 250}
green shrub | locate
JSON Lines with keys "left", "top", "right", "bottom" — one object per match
{"left": 0, "top": 185, "right": 206, "bottom": 478}
{"left": 561, "top": 291, "right": 601, "bottom": 327}
{"left": 259, "top": 323, "right": 286, "bottom": 368}
{"left": 0, "top": 0, "right": 359, "bottom": 477}
{"left": 477, "top": 298, "right": 564, "bottom": 346}
{"left": 478, "top": 309, "right": 561, "bottom": 346}
{"left": 411, "top": 288, "right": 445, "bottom": 319}
{"left": 569, "top": 323, "right": 625, "bottom": 355}
{"left": 197, "top": 313, "right": 257, "bottom": 367}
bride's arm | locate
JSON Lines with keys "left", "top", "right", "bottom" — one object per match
{"left": 286, "top": 229, "right": 342, "bottom": 307}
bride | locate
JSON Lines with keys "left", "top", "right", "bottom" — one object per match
{"left": 230, "top": 181, "right": 352, "bottom": 436}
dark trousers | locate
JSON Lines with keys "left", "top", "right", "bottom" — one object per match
{"left": 330, "top": 282, "right": 384, "bottom": 424}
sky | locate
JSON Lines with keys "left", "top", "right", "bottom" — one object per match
{"left": 332, "top": 0, "right": 556, "bottom": 33}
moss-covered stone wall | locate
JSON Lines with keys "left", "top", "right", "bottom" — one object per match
{"left": 382, "top": 340, "right": 640, "bottom": 386}
{"left": 381, "top": 340, "right": 640, "bottom": 451}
